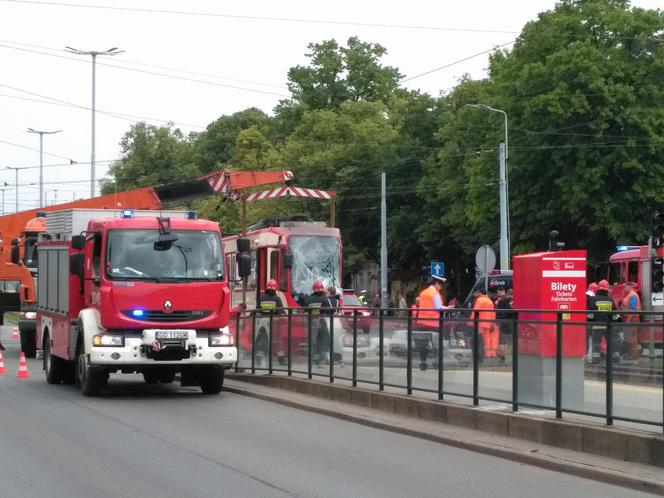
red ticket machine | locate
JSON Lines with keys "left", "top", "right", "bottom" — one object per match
{"left": 513, "top": 250, "right": 587, "bottom": 409}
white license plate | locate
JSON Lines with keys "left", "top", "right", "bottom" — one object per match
{"left": 156, "top": 330, "right": 189, "bottom": 340}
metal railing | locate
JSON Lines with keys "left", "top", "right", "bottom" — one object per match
{"left": 230, "top": 307, "right": 664, "bottom": 432}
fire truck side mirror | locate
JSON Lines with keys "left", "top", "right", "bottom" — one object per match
{"left": 70, "top": 253, "right": 85, "bottom": 278}
{"left": 238, "top": 254, "right": 251, "bottom": 279}
{"left": 10, "top": 240, "right": 19, "bottom": 265}
{"left": 282, "top": 253, "right": 293, "bottom": 269}
{"left": 71, "top": 235, "right": 85, "bottom": 250}
{"left": 237, "top": 238, "right": 250, "bottom": 253}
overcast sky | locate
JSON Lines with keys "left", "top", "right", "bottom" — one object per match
{"left": 0, "top": 0, "right": 660, "bottom": 212}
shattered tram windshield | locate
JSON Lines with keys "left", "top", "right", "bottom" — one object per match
{"left": 289, "top": 236, "right": 341, "bottom": 295}
{"left": 106, "top": 229, "right": 223, "bottom": 281}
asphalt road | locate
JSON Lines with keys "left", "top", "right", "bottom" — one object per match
{"left": 0, "top": 327, "right": 655, "bottom": 498}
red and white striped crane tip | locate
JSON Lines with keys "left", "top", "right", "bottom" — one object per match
{"left": 244, "top": 186, "right": 336, "bottom": 202}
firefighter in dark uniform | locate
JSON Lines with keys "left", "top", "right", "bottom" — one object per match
{"left": 258, "top": 279, "right": 284, "bottom": 314}
{"left": 306, "top": 280, "right": 329, "bottom": 366}
{"left": 587, "top": 279, "right": 620, "bottom": 363}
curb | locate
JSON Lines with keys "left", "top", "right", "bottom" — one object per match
{"left": 226, "top": 381, "right": 664, "bottom": 495}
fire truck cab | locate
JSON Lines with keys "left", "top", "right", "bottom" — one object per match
{"left": 36, "top": 209, "right": 236, "bottom": 396}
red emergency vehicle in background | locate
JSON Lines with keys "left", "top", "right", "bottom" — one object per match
{"left": 607, "top": 245, "right": 663, "bottom": 350}
{"left": 36, "top": 208, "right": 241, "bottom": 396}
{"left": 218, "top": 179, "right": 339, "bottom": 365}
{"left": 224, "top": 218, "right": 341, "bottom": 364}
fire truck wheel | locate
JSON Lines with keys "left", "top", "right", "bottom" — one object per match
{"left": 43, "top": 336, "right": 63, "bottom": 384}
{"left": 143, "top": 371, "right": 160, "bottom": 384}
{"left": 200, "top": 366, "right": 224, "bottom": 394}
{"left": 159, "top": 370, "right": 176, "bottom": 383}
{"left": 77, "top": 352, "right": 106, "bottom": 396}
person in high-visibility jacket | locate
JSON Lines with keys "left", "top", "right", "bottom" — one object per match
{"left": 472, "top": 289, "right": 498, "bottom": 358}
{"left": 415, "top": 275, "right": 447, "bottom": 370}
{"left": 416, "top": 276, "right": 447, "bottom": 329}
{"left": 621, "top": 282, "right": 641, "bottom": 359}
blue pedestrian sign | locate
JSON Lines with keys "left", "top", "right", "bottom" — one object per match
{"left": 430, "top": 260, "right": 445, "bottom": 278}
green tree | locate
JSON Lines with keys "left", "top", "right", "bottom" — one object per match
{"left": 193, "top": 108, "right": 273, "bottom": 172}
{"left": 282, "top": 100, "right": 402, "bottom": 272}
{"left": 101, "top": 122, "right": 197, "bottom": 194}
{"left": 275, "top": 37, "right": 403, "bottom": 136}
{"left": 489, "top": 0, "right": 664, "bottom": 257}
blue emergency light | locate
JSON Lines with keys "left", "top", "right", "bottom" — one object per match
{"left": 131, "top": 309, "right": 145, "bottom": 317}
{"left": 120, "top": 209, "right": 134, "bottom": 218}
{"left": 616, "top": 245, "right": 639, "bottom": 252}
{"left": 185, "top": 210, "right": 197, "bottom": 220}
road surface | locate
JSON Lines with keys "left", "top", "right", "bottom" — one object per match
{"left": 0, "top": 326, "right": 655, "bottom": 497}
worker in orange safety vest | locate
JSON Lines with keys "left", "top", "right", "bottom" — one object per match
{"left": 414, "top": 275, "right": 447, "bottom": 370}
{"left": 621, "top": 282, "right": 641, "bottom": 359}
{"left": 416, "top": 275, "right": 447, "bottom": 329}
{"left": 472, "top": 289, "right": 498, "bottom": 359}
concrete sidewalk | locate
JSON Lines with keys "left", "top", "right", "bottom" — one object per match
{"left": 226, "top": 375, "right": 664, "bottom": 495}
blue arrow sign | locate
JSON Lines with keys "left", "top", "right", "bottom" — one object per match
{"left": 430, "top": 260, "right": 445, "bottom": 278}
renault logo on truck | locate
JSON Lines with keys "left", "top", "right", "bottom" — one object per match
{"left": 163, "top": 300, "right": 173, "bottom": 313}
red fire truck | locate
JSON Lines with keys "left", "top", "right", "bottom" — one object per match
{"left": 224, "top": 218, "right": 342, "bottom": 364}
{"left": 607, "top": 245, "right": 663, "bottom": 351}
{"left": 36, "top": 209, "right": 241, "bottom": 396}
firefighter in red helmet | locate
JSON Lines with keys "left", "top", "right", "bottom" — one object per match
{"left": 259, "top": 278, "right": 284, "bottom": 315}
{"left": 587, "top": 279, "right": 620, "bottom": 363}
{"left": 306, "top": 279, "right": 332, "bottom": 366}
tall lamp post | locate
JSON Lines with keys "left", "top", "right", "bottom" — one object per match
{"left": 27, "top": 128, "right": 61, "bottom": 207}
{"left": 64, "top": 46, "right": 124, "bottom": 197}
{"left": 0, "top": 186, "right": 8, "bottom": 215}
{"left": 466, "top": 103, "right": 510, "bottom": 271}
{"left": 6, "top": 166, "right": 30, "bottom": 213}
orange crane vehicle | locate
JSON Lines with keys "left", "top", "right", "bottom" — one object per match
{"left": 0, "top": 169, "right": 299, "bottom": 357}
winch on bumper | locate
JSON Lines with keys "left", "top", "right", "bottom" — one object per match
{"left": 88, "top": 328, "right": 237, "bottom": 366}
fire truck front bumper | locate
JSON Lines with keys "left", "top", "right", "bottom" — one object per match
{"left": 88, "top": 328, "right": 237, "bottom": 367}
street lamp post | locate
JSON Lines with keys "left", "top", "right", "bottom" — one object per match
{"left": 27, "top": 128, "right": 61, "bottom": 207}
{"left": 6, "top": 166, "right": 30, "bottom": 213}
{"left": 64, "top": 46, "right": 124, "bottom": 198}
{"left": 0, "top": 187, "right": 8, "bottom": 215}
{"left": 466, "top": 103, "right": 510, "bottom": 271}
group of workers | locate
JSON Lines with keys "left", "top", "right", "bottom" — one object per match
{"left": 259, "top": 278, "right": 340, "bottom": 366}
{"left": 586, "top": 279, "right": 641, "bottom": 362}
{"left": 412, "top": 275, "right": 514, "bottom": 369}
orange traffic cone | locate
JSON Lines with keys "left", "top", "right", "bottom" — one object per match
{"left": 0, "top": 351, "right": 6, "bottom": 374}
{"left": 11, "top": 326, "right": 19, "bottom": 341}
{"left": 16, "top": 352, "right": 29, "bottom": 378}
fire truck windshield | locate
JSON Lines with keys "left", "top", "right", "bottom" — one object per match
{"left": 289, "top": 235, "right": 341, "bottom": 295}
{"left": 106, "top": 229, "right": 223, "bottom": 282}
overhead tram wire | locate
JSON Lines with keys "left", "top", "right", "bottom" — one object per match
{"left": 0, "top": 83, "right": 208, "bottom": 129}
{"left": 403, "top": 40, "right": 516, "bottom": 82}
{"left": 0, "top": 137, "right": 74, "bottom": 161}
{"left": 0, "top": 39, "right": 286, "bottom": 90}
{"left": 0, "top": 43, "right": 289, "bottom": 98}
{"left": 0, "top": 0, "right": 521, "bottom": 35}
{"left": 2, "top": 1, "right": 660, "bottom": 43}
